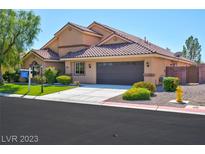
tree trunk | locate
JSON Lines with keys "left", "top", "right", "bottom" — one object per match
{"left": 0, "top": 64, "right": 3, "bottom": 85}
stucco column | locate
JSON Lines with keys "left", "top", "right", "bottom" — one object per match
{"left": 144, "top": 58, "right": 157, "bottom": 84}
{"left": 65, "top": 61, "right": 71, "bottom": 75}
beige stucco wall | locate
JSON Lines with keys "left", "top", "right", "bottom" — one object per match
{"left": 57, "top": 26, "right": 100, "bottom": 57}
{"left": 71, "top": 61, "right": 96, "bottom": 83}
{"left": 59, "top": 46, "right": 86, "bottom": 58}
{"left": 65, "top": 60, "right": 96, "bottom": 83}
{"left": 46, "top": 38, "right": 59, "bottom": 53}
{"left": 58, "top": 27, "right": 84, "bottom": 47}
{"left": 143, "top": 57, "right": 191, "bottom": 84}
{"left": 146, "top": 57, "right": 168, "bottom": 84}
{"left": 22, "top": 53, "right": 44, "bottom": 69}
{"left": 65, "top": 56, "right": 191, "bottom": 85}
{"left": 44, "top": 61, "right": 65, "bottom": 74}
{"left": 82, "top": 33, "right": 101, "bottom": 46}
{"left": 89, "top": 24, "right": 112, "bottom": 40}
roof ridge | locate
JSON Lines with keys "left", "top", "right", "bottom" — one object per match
{"left": 62, "top": 42, "right": 155, "bottom": 59}
{"left": 69, "top": 22, "right": 103, "bottom": 36}
{"left": 88, "top": 21, "right": 115, "bottom": 33}
{"left": 98, "top": 42, "right": 133, "bottom": 47}
{"left": 69, "top": 22, "right": 89, "bottom": 30}
{"left": 96, "top": 42, "right": 155, "bottom": 53}
{"left": 96, "top": 33, "right": 134, "bottom": 46}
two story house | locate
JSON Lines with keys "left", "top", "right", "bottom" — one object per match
{"left": 22, "top": 21, "right": 193, "bottom": 85}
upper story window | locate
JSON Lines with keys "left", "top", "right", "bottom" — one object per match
{"left": 75, "top": 62, "right": 85, "bottom": 75}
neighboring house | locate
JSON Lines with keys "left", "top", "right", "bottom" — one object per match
{"left": 22, "top": 21, "right": 193, "bottom": 85}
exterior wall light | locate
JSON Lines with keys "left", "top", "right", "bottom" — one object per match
{"left": 146, "top": 61, "right": 150, "bottom": 67}
{"left": 89, "top": 64, "right": 91, "bottom": 68}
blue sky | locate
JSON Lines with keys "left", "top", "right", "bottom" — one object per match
{"left": 31, "top": 10, "right": 205, "bottom": 61}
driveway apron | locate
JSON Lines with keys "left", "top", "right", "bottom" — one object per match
{"left": 38, "top": 84, "right": 130, "bottom": 105}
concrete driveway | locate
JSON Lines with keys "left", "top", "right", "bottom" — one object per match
{"left": 39, "top": 84, "right": 130, "bottom": 105}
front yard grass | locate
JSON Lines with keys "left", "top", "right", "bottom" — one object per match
{"left": 0, "top": 83, "right": 76, "bottom": 96}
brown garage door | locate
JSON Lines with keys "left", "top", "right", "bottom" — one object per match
{"left": 97, "top": 61, "right": 144, "bottom": 85}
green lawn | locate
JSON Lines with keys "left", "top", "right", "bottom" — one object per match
{"left": 0, "top": 83, "right": 76, "bottom": 96}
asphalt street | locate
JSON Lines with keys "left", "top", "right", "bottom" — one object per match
{"left": 0, "top": 96, "right": 205, "bottom": 145}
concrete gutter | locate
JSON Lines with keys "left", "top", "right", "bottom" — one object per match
{"left": 103, "top": 101, "right": 205, "bottom": 116}
{"left": 0, "top": 92, "right": 205, "bottom": 116}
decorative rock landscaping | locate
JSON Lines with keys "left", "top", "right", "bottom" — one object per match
{"left": 106, "top": 84, "right": 205, "bottom": 108}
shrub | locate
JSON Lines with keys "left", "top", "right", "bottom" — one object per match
{"left": 123, "top": 87, "right": 151, "bottom": 100}
{"left": 44, "top": 67, "right": 58, "bottom": 84}
{"left": 33, "top": 75, "right": 47, "bottom": 84}
{"left": 13, "top": 70, "right": 20, "bottom": 82}
{"left": 2, "top": 71, "right": 20, "bottom": 83}
{"left": 19, "top": 77, "right": 28, "bottom": 83}
{"left": 3, "top": 71, "right": 12, "bottom": 83}
{"left": 163, "top": 77, "right": 179, "bottom": 92}
{"left": 73, "top": 81, "right": 80, "bottom": 86}
{"left": 132, "top": 81, "right": 156, "bottom": 95}
{"left": 56, "top": 75, "right": 72, "bottom": 85}
{"left": 0, "top": 81, "right": 3, "bottom": 86}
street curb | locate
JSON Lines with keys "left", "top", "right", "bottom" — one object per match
{"left": 102, "top": 102, "right": 205, "bottom": 116}
{"left": 0, "top": 93, "right": 38, "bottom": 99}
{"left": 1, "top": 92, "right": 205, "bottom": 116}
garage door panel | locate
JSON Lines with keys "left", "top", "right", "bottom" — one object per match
{"left": 97, "top": 61, "right": 144, "bottom": 85}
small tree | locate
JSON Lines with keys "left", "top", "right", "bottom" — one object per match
{"left": 44, "top": 67, "right": 58, "bottom": 84}
{"left": 182, "top": 36, "right": 202, "bottom": 63}
{"left": 0, "top": 10, "right": 41, "bottom": 84}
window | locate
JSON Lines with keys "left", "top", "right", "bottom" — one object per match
{"left": 75, "top": 62, "right": 85, "bottom": 75}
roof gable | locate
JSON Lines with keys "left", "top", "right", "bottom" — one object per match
{"left": 98, "top": 34, "right": 132, "bottom": 46}
{"left": 55, "top": 22, "right": 102, "bottom": 37}
{"left": 88, "top": 21, "right": 114, "bottom": 33}
{"left": 89, "top": 21, "right": 179, "bottom": 58}
{"left": 33, "top": 49, "right": 60, "bottom": 60}
{"left": 42, "top": 22, "right": 103, "bottom": 50}
{"left": 23, "top": 49, "right": 60, "bottom": 61}
{"left": 41, "top": 36, "right": 57, "bottom": 50}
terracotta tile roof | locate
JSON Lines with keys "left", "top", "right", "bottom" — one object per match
{"left": 38, "top": 21, "right": 192, "bottom": 63}
{"left": 95, "top": 22, "right": 175, "bottom": 57}
{"left": 62, "top": 43, "right": 155, "bottom": 58}
{"left": 62, "top": 41, "right": 193, "bottom": 63}
{"left": 33, "top": 49, "right": 60, "bottom": 60}
{"left": 91, "top": 22, "right": 176, "bottom": 58}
